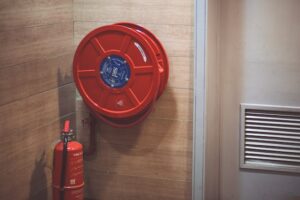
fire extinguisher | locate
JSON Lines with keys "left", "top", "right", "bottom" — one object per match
{"left": 52, "top": 120, "right": 84, "bottom": 200}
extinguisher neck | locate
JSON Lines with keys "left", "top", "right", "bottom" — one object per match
{"left": 61, "top": 120, "right": 76, "bottom": 141}
{"left": 62, "top": 135, "right": 69, "bottom": 143}
{"left": 61, "top": 130, "right": 76, "bottom": 142}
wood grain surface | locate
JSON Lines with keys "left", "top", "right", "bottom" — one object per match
{"left": 74, "top": 0, "right": 193, "bottom": 26}
{"left": 0, "top": 0, "right": 72, "bottom": 32}
{"left": 74, "top": 0, "right": 194, "bottom": 199}
{"left": 0, "top": 0, "right": 74, "bottom": 199}
{"left": 0, "top": 23, "right": 73, "bottom": 69}
{"left": 0, "top": 53, "right": 73, "bottom": 106}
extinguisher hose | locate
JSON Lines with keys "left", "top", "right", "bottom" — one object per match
{"left": 60, "top": 135, "right": 68, "bottom": 200}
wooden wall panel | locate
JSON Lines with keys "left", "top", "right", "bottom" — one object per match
{"left": 0, "top": 85, "right": 76, "bottom": 199}
{"left": 74, "top": 22, "right": 193, "bottom": 57}
{"left": 0, "top": 53, "right": 73, "bottom": 106}
{"left": 169, "top": 56, "right": 193, "bottom": 89}
{"left": 74, "top": 0, "right": 194, "bottom": 199}
{"left": 86, "top": 127, "right": 192, "bottom": 182}
{"left": 0, "top": 0, "right": 73, "bottom": 32}
{"left": 0, "top": 23, "right": 73, "bottom": 69}
{"left": 0, "top": 0, "right": 74, "bottom": 199}
{"left": 0, "top": 84, "right": 75, "bottom": 138}
{"left": 76, "top": 101, "right": 192, "bottom": 181}
{"left": 149, "top": 88, "right": 193, "bottom": 121}
{"left": 85, "top": 172, "right": 191, "bottom": 200}
{"left": 0, "top": 114, "right": 75, "bottom": 200}
{"left": 74, "top": 0, "right": 193, "bottom": 26}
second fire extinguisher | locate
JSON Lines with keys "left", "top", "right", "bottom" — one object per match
{"left": 53, "top": 120, "right": 84, "bottom": 200}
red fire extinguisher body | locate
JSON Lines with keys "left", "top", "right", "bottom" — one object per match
{"left": 53, "top": 140, "right": 84, "bottom": 200}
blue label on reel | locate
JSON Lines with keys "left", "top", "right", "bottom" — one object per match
{"left": 100, "top": 55, "right": 131, "bottom": 88}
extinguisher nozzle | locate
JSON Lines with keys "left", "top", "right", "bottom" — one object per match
{"left": 63, "top": 120, "right": 70, "bottom": 133}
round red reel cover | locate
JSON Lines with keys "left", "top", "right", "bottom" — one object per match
{"left": 115, "top": 22, "right": 169, "bottom": 98}
{"left": 73, "top": 25, "right": 161, "bottom": 119}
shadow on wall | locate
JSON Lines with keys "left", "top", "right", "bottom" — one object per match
{"left": 99, "top": 88, "right": 177, "bottom": 153}
{"left": 28, "top": 66, "right": 75, "bottom": 200}
{"left": 28, "top": 151, "right": 48, "bottom": 200}
{"left": 57, "top": 66, "right": 76, "bottom": 127}
{"left": 81, "top": 87, "right": 178, "bottom": 199}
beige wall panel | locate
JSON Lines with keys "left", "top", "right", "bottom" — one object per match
{"left": 77, "top": 104, "right": 192, "bottom": 150}
{"left": 97, "top": 119, "right": 192, "bottom": 151}
{"left": 0, "top": 0, "right": 75, "bottom": 199}
{"left": 76, "top": 89, "right": 193, "bottom": 200}
{"left": 0, "top": 114, "right": 75, "bottom": 200}
{"left": 76, "top": 87, "right": 193, "bottom": 123}
{"left": 0, "top": 23, "right": 73, "bottom": 69}
{"left": 74, "top": 22, "right": 193, "bottom": 57}
{"left": 74, "top": 0, "right": 193, "bottom": 26}
{"left": 85, "top": 141, "right": 192, "bottom": 181}
{"left": 77, "top": 118, "right": 192, "bottom": 180}
{"left": 74, "top": 0, "right": 194, "bottom": 199}
{"left": 0, "top": 84, "right": 75, "bottom": 141}
{"left": 74, "top": 0, "right": 193, "bottom": 8}
{"left": 219, "top": 0, "right": 300, "bottom": 199}
{"left": 0, "top": 53, "right": 73, "bottom": 106}
{"left": 0, "top": 84, "right": 76, "bottom": 198}
{"left": 205, "top": 0, "right": 220, "bottom": 199}
{"left": 0, "top": 84, "right": 75, "bottom": 156}
{"left": 168, "top": 56, "right": 193, "bottom": 89}
{"left": 149, "top": 88, "right": 193, "bottom": 121}
{"left": 0, "top": 0, "right": 72, "bottom": 32}
{"left": 84, "top": 171, "right": 191, "bottom": 200}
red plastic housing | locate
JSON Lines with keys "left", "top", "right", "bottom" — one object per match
{"left": 73, "top": 22, "right": 169, "bottom": 127}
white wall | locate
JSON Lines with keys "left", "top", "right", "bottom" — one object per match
{"left": 204, "top": 0, "right": 221, "bottom": 199}
{"left": 218, "top": 0, "right": 300, "bottom": 199}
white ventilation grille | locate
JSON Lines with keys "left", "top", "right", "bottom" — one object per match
{"left": 240, "top": 104, "right": 300, "bottom": 173}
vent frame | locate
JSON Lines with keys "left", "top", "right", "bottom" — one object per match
{"left": 240, "top": 104, "right": 300, "bottom": 174}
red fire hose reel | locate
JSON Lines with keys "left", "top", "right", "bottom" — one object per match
{"left": 73, "top": 23, "right": 169, "bottom": 127}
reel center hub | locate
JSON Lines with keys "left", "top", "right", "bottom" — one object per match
{"left": 100, "top": 55, "right": 131, "bottom": 88}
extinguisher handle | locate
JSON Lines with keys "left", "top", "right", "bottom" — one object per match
{"left": 63, "top": 120, "right": 70, "bottom": 133}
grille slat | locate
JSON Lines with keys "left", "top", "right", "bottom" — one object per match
{"left": 245, "top": 141, "right": 300, "bottom": 149}
{"left": 246, "top": 111, "right": 300, "bottom": 118}
{"left": 241, "top": 104, "right": 300, "bottom": 173}
{"left": 245, "top": 151, "right": 300, "bottom": 159}
{"left": 246, "top": 120, "right": 300, "bottom": 127}
{"left": 245, "top": 155, "right": 300, "bottom": 164}
{"left": 245, "top": 146, "right": 300, "bottom": 154}
{"left": 245, "top": 115, "right": 300, "bottom": 123}
{"left": 246, "top": 137, "right": 300, "bottom": 145}
{"left": 246, "top": 124, "right": 300, "bottom": 132}
{"left": 246, "top": 132, "right": 300, "bottom": 140}
{"left": 246, "top": 128, "right": 300, "bottom": 136}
